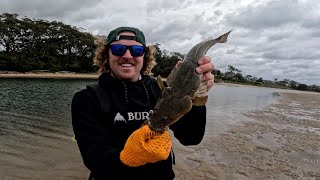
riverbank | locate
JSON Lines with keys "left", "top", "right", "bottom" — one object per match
{"left": 173, "top": 92, "right": 320, "bottom": 179}
{"left": 0, "top": 71, "right": 99, "bottom": 79}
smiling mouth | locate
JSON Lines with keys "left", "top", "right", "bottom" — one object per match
{"left": 121, "top": 63, "right": 134, "bottom": 67}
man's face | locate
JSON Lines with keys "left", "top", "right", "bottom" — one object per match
{"left": 108, "top": 31, "right": 144, "bottom": 82}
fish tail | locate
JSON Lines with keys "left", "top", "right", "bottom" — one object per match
{"left": 215, "top": 30, "right": 232, "bottom": 43}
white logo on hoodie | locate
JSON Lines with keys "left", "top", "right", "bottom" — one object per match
{"left": 113, "top": 110, "right": 153, "bottom": 124}
{"left": 114, "top": 112, "right": 126, "bottom": 124}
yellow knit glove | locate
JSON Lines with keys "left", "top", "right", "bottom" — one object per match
{"left": 120, "top": 125, "right": 172, "bottom": 167}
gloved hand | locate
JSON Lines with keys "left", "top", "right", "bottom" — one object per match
{"left": 120, "top": 125, "right": 172, "bottom": 167}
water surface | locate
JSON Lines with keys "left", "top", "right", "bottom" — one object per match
{"left": 0, "top": 79, "right": 280, "bottom": 179}
{"left": 206, "top": 84, "right": 279, "bottom": 136}
{"left": 0, "top": 79, "right": 93, "bottom": 179}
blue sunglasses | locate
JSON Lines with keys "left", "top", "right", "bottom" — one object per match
{"left": 110, "top": 44, "right": 145, "bottom": 57}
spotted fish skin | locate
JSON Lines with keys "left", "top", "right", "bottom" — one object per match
{"left": 148, "top": 31, "right": 232, "bottom": 131}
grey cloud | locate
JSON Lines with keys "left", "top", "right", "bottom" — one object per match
{"left": 226, "top": 48, "right": 238, "bottom": 54}
{"left": 309, "top": 29, "right": 320, "bottom": 38}
{"left": 226, "top": 0, "right": 303, "bottom": 30}
{"left": 147, "top": 19, "right": 193, "bottom": 42}
{"left": 146, "top": 0, "right": 188, "bottom": 14}
{"left": 267, "top": 33, "right": 290, "bottom": 41}
{"left": 145, "top": 13, "right": 216, "bottom": 50}
{"left": 0, "top": 0, "right": 319, "bottom": 85}
{"left": 302, "top": 19, "right": 320, "bottom": 29}
{"left": 262, "top": 50, "right": 319, "bottom": 60}
{"left": 0, "top": 0, "right": 102, "bottom": 20}
{"left": 214, "top": 10, "right": 222, "bottom": 16}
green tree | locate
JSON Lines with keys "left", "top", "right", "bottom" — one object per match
{"left": 152, "top": 44, "right": 183, "bottom": 77}
{"left": 296, "top": 83, "right": 308, "bottom": 91}
{"left": 0, "top": 13, "right": 95, "bottom": 72}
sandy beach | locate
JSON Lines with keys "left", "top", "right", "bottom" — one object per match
{"left": 173, "top": 92, "right": 320, "bottom": 180}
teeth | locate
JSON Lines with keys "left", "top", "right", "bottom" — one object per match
{"left": 121, "top": 64, "right": 133, "bottom": 67}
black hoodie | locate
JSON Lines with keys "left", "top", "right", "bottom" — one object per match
{"left": 71, "top": 73, "right": 207, "bottom": 179}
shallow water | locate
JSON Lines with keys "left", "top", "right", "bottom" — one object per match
{"left": 206, "top": 84, "right": 279, "bottom": 136}
{"left": 0, "top": 79, "right": 92, "bottom": 179}
{"left": 0, "top": 79, "right": 282, "bottom": 179}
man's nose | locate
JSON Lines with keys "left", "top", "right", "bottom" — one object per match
{"left": 122, "top": 49, "right": 133, "bottom": 58}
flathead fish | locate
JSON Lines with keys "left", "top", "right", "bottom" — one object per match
{"left": 148, "top": 31, "right": 232, "bottom": 131}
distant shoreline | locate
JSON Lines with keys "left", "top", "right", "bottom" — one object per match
{"left": 1, "top": 72, "right": 318, "bottom": 94}
{"left": 0, "top": 71, "right": 99, "bottom": 79}
{"left": 0, "top": 72, "right": 272, "bottom": 87}
{"left": 217, "top": 82, "right": 319, "bottom": 94}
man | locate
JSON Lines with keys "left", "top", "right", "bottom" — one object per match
{"left": 72, "top": 26, "right": 214, "bottom": 179}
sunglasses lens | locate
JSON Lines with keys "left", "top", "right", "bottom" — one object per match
{"left": 110, "top": 44, "right": 145, "bottom": 57}
{"left": 111, "top": 44, "right": 126, "bottom": 56}
{"left": 131, "top": 46, "right": 145, "bottom": 57}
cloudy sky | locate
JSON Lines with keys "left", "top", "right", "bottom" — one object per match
{"left": 1, "top": 0, "right": 319, "bottom": 85}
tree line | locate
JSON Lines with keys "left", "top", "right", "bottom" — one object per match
{"left": 213, "top": 65, "right": 319, "bottom": 92}
{"left": 0, "top": 13, "right": 319, "bottom": 92}
{"left": 0, "top": 13, "right": 95, "bottom": 72}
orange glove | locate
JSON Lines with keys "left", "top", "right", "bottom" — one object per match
{"left": 120, "top": 125, "right": 172, "bottom": 167}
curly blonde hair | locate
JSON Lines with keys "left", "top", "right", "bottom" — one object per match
{"left": 93, "top": 36, "right": 157, "bottom": 75}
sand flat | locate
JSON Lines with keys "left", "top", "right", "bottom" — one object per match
{"left": 173, "top": 92, "right": 320, "bottom": 180}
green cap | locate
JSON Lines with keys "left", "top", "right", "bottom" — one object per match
{"left": 106, "top": 27, "right": 146, "bottom": 46}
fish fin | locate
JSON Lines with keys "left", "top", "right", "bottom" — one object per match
{"left": 156, "top": 75, "right": 166, "bottom": 92}
{"left": 192, "top": 96, "right": 208, "bottom": 106}
{"left": 72, "top": 135, "right": 77, "bottom": 142}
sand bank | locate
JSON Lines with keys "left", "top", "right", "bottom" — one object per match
{"left": 173, "top": 92, "right": 320, "bottom": 180}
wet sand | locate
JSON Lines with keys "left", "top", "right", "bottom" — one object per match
{"left": 173, "top": 92, "right": 320, "bottom": 180}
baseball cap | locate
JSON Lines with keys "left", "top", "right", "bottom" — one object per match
{"left": 106, "top": 27, "right": 146, "bottom": 46}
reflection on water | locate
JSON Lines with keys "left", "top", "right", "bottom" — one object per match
{"left": 0, "top": 79, "right": 94, "bottom": 179}
{"left": 206, "top": 84, "right": 279, "bottom": 136}
{"left": 0, "top": 79, "right": 279, "bottom": 179}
